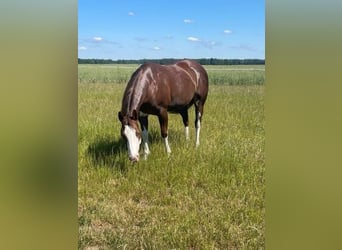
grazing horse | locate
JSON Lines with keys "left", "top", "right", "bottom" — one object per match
{"left": 118, "top": 59, "right": 209, "bottom": 162}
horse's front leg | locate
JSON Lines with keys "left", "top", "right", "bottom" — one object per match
{"left": 139, "top": 114, "right": 150, "bottom": 160}
{"left": 180, "top": 109, "right": 190, "bottom": 141}
{"left": 158, "top": 108, "right": 171, "bottom": 154}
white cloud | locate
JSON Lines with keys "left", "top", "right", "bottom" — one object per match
{"left": 164, "top": 35, "right": 173, "bottom": 39}
{"left": 224, "top": 29, "right": 232, "bottom": 34}
{"left": 187, "top": 36, "right": 200, "bottom": 42}
{"left": 187, "top": 36, "right": 220, "bottom": 49}
{"left": 93, "top": 37, "right": 103, "bottom": 41}
{"left": 184, "top": 19, "right": 194, "bottom": 23}
{"left": 78, "top": 46, "right": 87, "bottom": 50}
{"left": 128, "top": 11, "right": 135, "bottom": 16}
{"left": 153, "top": 46, "right": 161, "bottom": 51}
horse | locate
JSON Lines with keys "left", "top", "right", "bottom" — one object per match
{"left": 118, "top": 59, "right": 209, "bottom": 162}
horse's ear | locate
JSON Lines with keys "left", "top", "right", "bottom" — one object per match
{"left": 132, "top": 109, "right": 138, "bottom": 120}
{"left": 118, "top": 111, "right": 123, "bottom": 122}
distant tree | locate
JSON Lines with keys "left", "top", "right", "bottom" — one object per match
{"left": 78, "top": 58, "right": 264, "bottom": 65}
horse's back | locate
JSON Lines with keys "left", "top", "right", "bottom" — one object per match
{"left": 174, "top": 60, "right": 209, "bottom": 102}
{"left": 132, "top": 60, "right": 208, "bottom": 108}
{"left": 155, "top": 60, "right": 209, "bottom": 104}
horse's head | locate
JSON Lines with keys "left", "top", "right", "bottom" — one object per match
{"left": 118, "top": 109, "right": 141, "bottom": 162}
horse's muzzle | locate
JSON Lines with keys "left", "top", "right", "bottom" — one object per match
{"left": 129, "top": 155, "right": 139, "bottom": 163}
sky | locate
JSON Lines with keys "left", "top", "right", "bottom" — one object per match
{"left": 78, "top": 0, "right": 264, "bottom": 60}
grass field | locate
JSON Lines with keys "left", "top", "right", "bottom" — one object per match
{"left": 78, "top": 64, "right": 265, "bottom": 85}
{"left": 78, "top": 64, "right": 265, "bottom": 249}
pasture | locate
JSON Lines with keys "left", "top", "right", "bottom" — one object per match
{"left": 78, "top": 64, "right": 265, "bottom": 249}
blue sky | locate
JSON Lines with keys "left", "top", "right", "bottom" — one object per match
{"left": 78, "top": 0, "right": 264, "bottom": 59}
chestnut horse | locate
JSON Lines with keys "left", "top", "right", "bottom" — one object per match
{"left": 118, "top": 59, "right": 208, "bottom": 162}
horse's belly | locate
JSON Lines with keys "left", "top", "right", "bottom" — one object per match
{"left": 167, "top": 103, "right": 193, "bottom": 113}
{"left": 169, "top": 93, "right": 194, "bottom": 106}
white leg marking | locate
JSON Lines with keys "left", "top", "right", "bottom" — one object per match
{"left": 142, "top": 128, "right": 150, "bottom": 160}
{"left": 163, "top": 136, "right": 171, "bottom": 154}
{"left": 185, "top": 126, "right": 190, "bottom": 140}
{"left": 195, "top": 113, "right": 201, "bottom": 147}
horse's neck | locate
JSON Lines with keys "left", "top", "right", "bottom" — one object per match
{"left": 126, "top": 82, "right": 145, "bottom": 116}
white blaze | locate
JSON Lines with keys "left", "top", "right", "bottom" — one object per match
{"left": 124, "top": 125, "right": 141, "bottom": 160}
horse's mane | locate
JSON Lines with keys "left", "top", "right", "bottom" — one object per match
{"left": 121, "top": 65, "right": 149, "bottom": 117}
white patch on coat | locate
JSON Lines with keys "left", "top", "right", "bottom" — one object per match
{"left": 174, "top": 63, "right": 197, "bottom": 89}
{"left": 124, "top": 125, "right": 141, "bottom": 161}
{"left": 190, "top": 66, "right": 200, "bottom": 88}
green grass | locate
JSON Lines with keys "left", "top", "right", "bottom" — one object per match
{"left": 78, "top": 65, "right": 265, "bottom": 249}
{"left": 78, "top": 64, "right": 265, "bottom": 85}
{"left": 78, "top": 64, "right": 137, "bottom": 84}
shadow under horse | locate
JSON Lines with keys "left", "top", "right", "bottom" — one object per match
{"left": 87, "top": 137, "right": 127, "bottom": 171}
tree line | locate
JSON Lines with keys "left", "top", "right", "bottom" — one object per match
{"left": 78, "top": 58, "right": 265, "bottom": 65}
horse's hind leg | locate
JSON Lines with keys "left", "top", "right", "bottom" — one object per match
{"left": 139, "top": 114, "right": 150, "bottom": 160}
{"left": 194, "top": 101, "right": 204, "bottom": 147}
{"left": 180, "top": 109, "right": 190, "bottom": 141}
{"left": 158, "top": 108, "right": 171, "bottom": 154}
